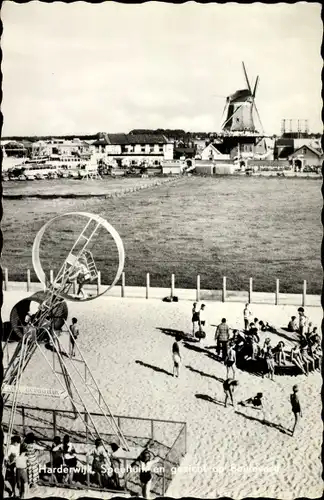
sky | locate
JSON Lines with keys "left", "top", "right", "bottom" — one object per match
{"left": 1, "top": 1, "right": 322, "bottom": 136}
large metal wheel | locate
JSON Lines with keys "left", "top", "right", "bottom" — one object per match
{"left": 32, "top": 212, "right": 125, "bottom": 301}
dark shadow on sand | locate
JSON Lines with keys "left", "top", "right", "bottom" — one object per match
{"left": 156, "top": 327, "right": 199, "bottom": 342}
{"left": 44, "top": 342, "right": 69, "bottom": 357}
{"left": 195, "top": 394, "right": 225, "bottom": 407}
{"left": 186, "top": 365, "right": 224, "bottom": 383}
{"left": 235, "top": 410, "right": 292, "bottom": 435}
{"left": 135, "top": 360, "right": 173, "bottom": 377}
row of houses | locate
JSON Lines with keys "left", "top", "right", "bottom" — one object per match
{"left": 1, "top": 133, "right": 322, "bottom": 173}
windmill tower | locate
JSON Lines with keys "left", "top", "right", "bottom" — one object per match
{"left": 221, "top": 62, "right": 263, "bottom": 134}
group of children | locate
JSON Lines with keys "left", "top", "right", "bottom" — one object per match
{"left": 4, "top": 433, "right": 39, "bottom": 499}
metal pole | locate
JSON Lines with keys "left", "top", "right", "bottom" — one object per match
{"left": 171, "top": 274, "right": 175, "bottom": 298}
{"left": 21, "top": 406, "right": 26, "bottom": 435}
{"left": 97, "top": 270, "right": 101, "bottom": 296}
{"left": 275, "top": 279, "right": 279, "bottom": 305}
{"left": 50, "top": 270, "right": 54, "bottom": 285}
{"left": 196, "top": 275, "right": 200, "bottom": 302}
{"left": 302, "top": 280, "right": 307, "bottom": 307}
{"left": 53, "top": 410, "right": 57, "bottom": 437}
{"left": 222, "top": 276, "right": 226, "bottom": 303}
{"left": 146, "top": 273, "right": 150, "bottom": 299}
{"left": 73, "top": 280, "right": 77, "bottom": 295}
{"left": 4, "top": 268, "right": 8, "bottom": 291}
{"left": 27, "top": 269, "right": 31, "bottom": 292}
{"left": 248, "top": 278, "right": 253, "bottom": 304}
{"left": 121, "top": 272, "right": 125, "bottom": 298}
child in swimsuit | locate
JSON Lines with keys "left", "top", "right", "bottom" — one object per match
{"left": 172, "top": 335, "right": 182, "bottom": 378}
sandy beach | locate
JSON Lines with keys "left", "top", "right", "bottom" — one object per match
{"left": 2, "top": 291, "right": 323, "bottom": 499}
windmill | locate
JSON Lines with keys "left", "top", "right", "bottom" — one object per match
{"left": 221, "top": 62, "right": 264, "bottom": 134}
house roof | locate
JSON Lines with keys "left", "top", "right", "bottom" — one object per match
{"left": 202, "top": 143, "right": 223, "bottom": 155}
{"left": 94, "top": 133, "right": 168, "bottom": 146}
{"left": 289, "top": 144, "right": 323, "bottom": 158}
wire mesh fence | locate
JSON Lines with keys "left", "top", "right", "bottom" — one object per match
{"left": 3, "top": 404, "right": 186, "bottom": 496}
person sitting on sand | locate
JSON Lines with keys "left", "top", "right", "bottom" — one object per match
{"left": 290, "top": 345, "right": 307, "bottom": 375}
{"left": 191, "top": 303, "right": 199, "bottom": 335}
{"left": 288, "top": 316, "right": 299, "bottom": 332}
{"left": 274, "top": 341, "right": 286, "bottom": 366}
{"left": 310, "top": 339, "right": 322, "bottom": 371}
{"left": 223, "top": 379, "right": 239, "bottom": 408}
{"left": 224, "top": 341, "right": 237, "bottom": 379}
{"left": 306, "top": 321, "right": 313, "bottom": 336}
{"left": 308, "top": 327, "right": 319, "bottom": 345}
{"left": 290, "top": 385, "right": 302, "bottom": 436}
{"left": 300, "top": 337, "right": 315, "bottom": 373}
{"left": 172, "top": 334, "right": 182, "bottom": 378}
{"left": 130, "top": 448, "right": 161, "bottom": 500}
{"left": 239, "top": 393, "right": 266, "bottom": 420}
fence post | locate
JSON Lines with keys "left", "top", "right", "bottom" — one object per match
{"left": 222, "top": 276, "right": 226, "bottom": 302}
{"left": 196, "top": 274, "right": 200, "bottom": 302}
{"left": 302, "top": 280, "right": 307, "bottom": 307}
{"left": 146, "top": 273, "right": 150, "bottom": 299}
{"left": 4, "top": 267, "right": 8, "bottom": 291}
{"left": 97, "top": 270, "right": 101, "bottom": 295}
{"left": 248, "top": 278, "right": 253, "bottom": 303}
{"left": 275, "top": 279, "right": 279, "bottom": 305}
{"left": 27, "top": 269, "right": 31, "bottom": 292}
{"left": 171, "top": 273, "right": 175, "bottom": 297}
{"left": 162, "top": 459, "right": 166, "bottom": 494}
{"left": 49, "top": 270, "right": 54, "bottom": 285}
{"left": 121, "top": 272, "right": 125, "bottom": 298}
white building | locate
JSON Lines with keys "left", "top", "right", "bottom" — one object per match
{"left": 93, "top": 133, "right": 174, "bottom": 167}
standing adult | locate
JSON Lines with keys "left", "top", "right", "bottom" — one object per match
{"left": 24, "top": 432, "right": 39, "bottom": 488}
{"left": 243, "top": 303, "right": 252, "bottom": 331}
{"left": 290, "top": 385, "right": 302, "bottom": 436}
{"left": 215, "top": 318, "right": 230, "bottom": 361}
{"left": 69, "top": 317, "right": 79, "bottom": 357}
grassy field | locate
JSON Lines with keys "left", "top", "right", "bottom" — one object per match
{"left": 2, "top": 177, "right": 165, "bottom": 197}
{"left": 1, "top": 176, "right": 322, "bottom": 293}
